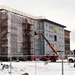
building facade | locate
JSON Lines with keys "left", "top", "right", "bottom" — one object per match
{"left": 35, "top": 19, "right": 66, "bottom": 58}
{"left": 64, "top": 30, "right": 71, "bottom": 58}
{"left": 0, "top": 6, "right": 35, "bottom": 60}
{"left": 0, "top": 6, "right": 71, "bottom": 60}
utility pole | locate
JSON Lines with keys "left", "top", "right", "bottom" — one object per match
{"left": 57, "top": 51, "right": 64, "bottom": 75}
{"left": 62, "top": 51, "right": 64, "bottom": 75}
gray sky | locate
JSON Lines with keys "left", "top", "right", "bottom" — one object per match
{"left": 0, "top": 0, "right": 75, "bottom": 50}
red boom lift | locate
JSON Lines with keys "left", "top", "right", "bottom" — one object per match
{"left": 32, "top": 32, "right": 59, "bottom": 62}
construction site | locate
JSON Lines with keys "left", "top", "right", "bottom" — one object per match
{"left": 0, "top": 6, "right": 35, "bottom": 61}
{"left": 0, "top": 6, "right": 71, "bottom": 62}
{"left": 0, "top": 7, "right": 58, "bottom": 62}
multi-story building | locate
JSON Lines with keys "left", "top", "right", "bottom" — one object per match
{"left": 0, "top": 6, "right": 70, "bottom": 60}
{"left": 64, "top": 29, "right": 71, "bottom": 58}
{"left": 0, "top": 5, "right": 35, "bottom": 60}
{"left": 35, "top": 19, "right": 66, "bottom": 58}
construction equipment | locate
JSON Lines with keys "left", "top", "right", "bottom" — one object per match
{"left": 32, "top": 31, "right": 59, "bottom": 62}
{"left": 35, "top": 32, "right": 58, "bottom": 55}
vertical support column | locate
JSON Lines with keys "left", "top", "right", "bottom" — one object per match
{"left": 8, "top": 12, "right": 11, "bottom": 58}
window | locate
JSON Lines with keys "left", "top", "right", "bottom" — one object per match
{"left": 49, "top": 25, "right": 50, "bottom": 28}
{"left": 46, "top": 34, "right": 48, "bottom": 36}
{"left": 49, "top": 25, "right": 53, "bottom": 29}
{"left": 46, "top": 24, "right": 47, "bottom": 27}
{"left": 49, "top": 34, "right": 53, "bottom": 38}
{"left": 62, "top": 37, "right": 63, "bottom": 39}
{"left": 59, "top": 37, "right": 61, "bottom": 39}
{"left": 62, "top": 45, "right": 64, "bottom": 47}
{"left": 59, "top": 45, "right": 61, "bottom": 47}
{"left": 54, "top": 35, "right": 57, "bottom": 41}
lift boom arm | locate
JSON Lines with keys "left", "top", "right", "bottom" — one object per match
{"left": 35, "top": 32, "right": 59, "bottom": 56}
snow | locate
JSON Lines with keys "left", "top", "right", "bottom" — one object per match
{"left": 0, "top": 60, "right": 75, "bottom": 75}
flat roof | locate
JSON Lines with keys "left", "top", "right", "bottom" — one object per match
{"left": 36, "top": 19, "right": 66, "bottom": 28}
{"left": 0, "top": 5, "right": 67, "bottom": 28}
{"left": 0, "top": 5, "right": 35, "bottom": 19}
{"left": 64, "top": 29, "right": 71, "bottom": 32}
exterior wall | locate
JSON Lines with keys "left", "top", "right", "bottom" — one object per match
{"left": 7, "top": 12, "right": 35, "bottom": 58}
{"left": 0, "top": 6, "right": 68, "bottom": 60}
{"left": 44, "top": 21, "right": 65, "bottom": 58}
{"left": 8, "top": 12, "right": 12, "bottom": 58}
{"left": 64, "top": 30, "right": 70, "bottom": 58}
{"left": 35, "top": 21, "right": 44, "bottom": 55}
{"left": 35, "top": 20, "right": 65, "bottom": 58}
{"left": 0, "top": 9, "right": 35, "bottom": 60}
{"left": 7, "top": 12, "right": 23, "bottom": 58}
{"left": 0, "top": 10, "right": 8, "bottom": 60}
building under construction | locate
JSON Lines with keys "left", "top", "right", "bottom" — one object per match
{"left": 0, "top": 5, "right": 35, "bottom": 61}
{"left": 0, "top": 6, "right": 71, "bottom": 61}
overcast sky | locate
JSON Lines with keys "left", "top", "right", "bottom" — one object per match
{"left": 0, "top": 0, "right": 75, "bottom": 50}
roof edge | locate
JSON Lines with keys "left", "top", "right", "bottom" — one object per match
{"left": 64, "top": 29, "right": 71, "bottom": 32}
{"left": 0, "top": 5, "right": 35, "bottom": 19}
{"left": 36, "top": 18, "right": 66, "bottom": 28}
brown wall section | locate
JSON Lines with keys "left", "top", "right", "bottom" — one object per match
{"left": 64, "top": 30, "right": 71, "bottom": 58}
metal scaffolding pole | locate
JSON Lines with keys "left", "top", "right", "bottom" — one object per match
{"left": 9, "top": 52, "right": 12, "bottom": 75}
{"left": 62, "top": 52, "right": 64, "bottom": 75}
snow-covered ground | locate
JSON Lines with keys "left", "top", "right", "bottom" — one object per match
{"left": 0, "top": 60, "right": 75, "bottom": 75}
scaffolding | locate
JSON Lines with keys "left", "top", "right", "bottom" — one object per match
{"left": 0, "top": 9, "right": 35, "bottom": 61}
{"left": 22, "top": 18, "right": 35, "bottom": 57}
{"left": 0, "top": 11, "right": 8, "bottom": 61}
